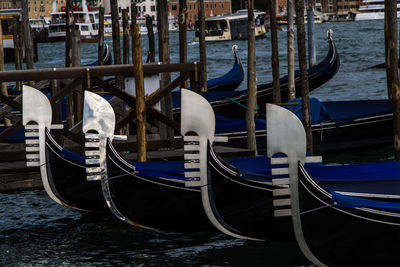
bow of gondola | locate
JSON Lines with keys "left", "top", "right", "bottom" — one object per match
{"left": 266, "top": 103, "right": 400, "bottom": 266}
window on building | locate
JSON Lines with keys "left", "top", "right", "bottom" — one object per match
{"left": 119, "top": 7, "right": 121, "bottom": 12}
{"left": 194, "top": 4, "right": 196, "bottom": 9}
{"left": 143, "top": 6, "right": 146, "bottom": 11}
{"left": 206, "top": 4, "right": 208, "bottom": 8}
{"left": 329, "top": 6, "right": 333, "bottom": 10}
{"left": 172, "top": 4, "right": 177, "bottom": 10}
{"left": 344, "top": 5, "right": 349, "bottom": 8}
{"left": 127, "top": 7, "right": 129, "bottom": 12}
{"left": 194, "top": 14, "right": 197, "bottom": 19}
{"left": 222, "top": 3, "right": 224, "bottom": 7}
{"left": 190, "top": 4, "right": 192, "bottom": 9}
{"left": 151, "top": 5, "right": 155, "bottom": 11}
{"left": 215, "top": 4, "right": 216, "bottom": 7}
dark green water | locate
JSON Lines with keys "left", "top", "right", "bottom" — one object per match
{"left": 1, "top": 19, "right": 394, "bottom": 266}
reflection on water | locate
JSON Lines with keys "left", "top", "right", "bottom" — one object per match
{"left": 1, "top": 19, "right": 393, "bottom": 266}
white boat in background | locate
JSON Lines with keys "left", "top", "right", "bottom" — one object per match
{"left": 30, "top": 18, "right": 50, "bottom": 42}
{"left": 355, "top": 0, "right": 400, "bottom": 20}
{"left": 168, "top": 13, "right": 178, "bottom": 32}
{"left": 195, "top": 9, "right": 267, "bottom": 41}
{"left": 48, "top": 0, "right": 99, "bottom": 42}
{"left": 136, "top": 16, "right": 158, "bottom": 35}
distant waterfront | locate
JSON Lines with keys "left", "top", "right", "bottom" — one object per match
{"left": 1, "top": 19, "right": 394, "bottom": 266}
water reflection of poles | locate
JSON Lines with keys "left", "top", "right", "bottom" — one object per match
{"left": 384, "top": 0, "right": 400, "bottom": 161}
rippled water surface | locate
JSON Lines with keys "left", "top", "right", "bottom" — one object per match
{"left": 1, "top": 19, "right": 393, "bottom": 266}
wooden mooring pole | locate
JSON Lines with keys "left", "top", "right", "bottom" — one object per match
{"left": 111, "top": 0, "right": 123, "bottom": 89}
{"left": 197, "top": 0, "right": 207, "bottom": 92}
{"left": 307, "top": 1, "right": 316, "bottom": 68}
{"left": 122, "top": 9, "right": 130, "bottom": 65}
{"left": 384, "top": 0, "right": 400, "bottom": 161}
{"left": 246, "top": 0, "right": 257, "bottom": 153}
{"left": 157, "top": 0, "right": 174, "bottom": 139}
{"left": 72, "top": 29, "right": 82, "bottom": 123}
{"left": 21, "top": 0, "right": 34, "bottom": 70}
{"left": 0, "top": 20, "right": 10, "bottom": 127}
{"left": 268, "top": 0, "right": 281, "bottom": 103}
{"left": 65, "top": 0, "right": 74, "bottom": 67}
{"left": 98, "top": 7, "right": 105, "bottom": 66}
{"left": 179, "top": 0, "right": 188, "bottom": 89}
{"left": 145, "top": 16, "right": 155, "bottom": 63}
{"left": 295, "top": 0, "right": 313, "bottom": 154}
{"left": 287, "top": 0, "right": 295, "bottom": 100}
{"left": 13, "top": 18, "right": 23, "bottom": 91}
{"left": 132, "top": 24, "right": 147, "bottom": 162}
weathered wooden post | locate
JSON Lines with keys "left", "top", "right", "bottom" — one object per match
{"left": 21, "top": 0, "right": 34, "bottom": 70}
{"left": 287, "top": 0, "right": 295, "bottom": 100}
{"left": 295, "top": 0, "right": 313, "bottom": 154}
{"left": 246, "top": 0, "right": 257, "bottom": 153}
{"left": 197, "top": 0, "right": 207, "bottom": 92}
{"left": 307, "top": 1, "right": 316, "bottom": 67}
{"left": 98, "top": 6, "right": 105, "bottom": 66}
{"left": 122, "top": 9, "right": 130, "bottom": 65}
{"left": 0, "top": 20, "right": 10, "bottom": 126}
{"left": 72, "top": 29, "right": 82, "bottom": 123}
{"left": 268, "top": 0, "right": 281, "bottom": 103}
{"left": 111, "top": 0, "right": 122, "bottom": 89}
{"left": 132, "top": 24, "right": 147, "bottom": 162}
{"left": 157, "top": 0, "right": 174, "bottom": 139}
{"left": 65, "top": 0, "right": 74, "bottom": 67}
{"left": 179, "top": 0, "right": 188, "bottom": 88}
{"left": 384, "top": 0, "right": 400, "bottom": 161}
{"left": 13, "top": 17, "right": 22, "bottom": 91}
{"left": 131, "top": 3, "right": 137, "bottom": 25}
{"left": 145, "top": 16, "right": 155, "bottom": 63}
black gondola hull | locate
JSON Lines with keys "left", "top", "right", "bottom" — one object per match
{"left": 106, "top": 142, "right": 215, "bottom": 231}
{"left": 224, "top": 113, "right": 393, "bottom": 153}
{"left": 297, "top": 164, "right": 400, "bottom": 266}
{"left": 45, "top": 131, "right": 108, "bottom": 212}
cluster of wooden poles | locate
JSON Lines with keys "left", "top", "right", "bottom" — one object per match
{"left": 2, "top": 0, "right": 400, "bottom": 162}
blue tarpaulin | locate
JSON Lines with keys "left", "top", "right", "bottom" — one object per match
{"left": 331, "top": 190, "right": 400, "bottom": 212}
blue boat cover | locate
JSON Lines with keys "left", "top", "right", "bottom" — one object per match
{"left": 134, "top": 155, "right": 272, "bottom": 180}
{"left": 331, "top": 190, "right": 400, "bottom": 212}
{"left": 206, "top": 63, "right": 244, "bottom": 90}
{"left": 306, "top": 160, "right": 400, "bottom": 182}
{"left": 61, "top": 148, "right": 87, "bottom": 163}
{"left": 215, "top": 115, "right": 266, "bottom": 134}
{"left": 172, "top": 89, "right": 245, "bottom": 109}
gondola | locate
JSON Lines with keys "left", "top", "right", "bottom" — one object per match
{"left": 22, "top": 85, "right": 108, "bottom": 213}
{"left": 180, "top": 90, "right": 400, "bottom": 244}
{"left": 216, "top": 97, "right": 394, "bottom": 153}
{"left": 266, "top": 103, "right": 400, "bottom": 266}
{"left": 173, "top": 29, "right": 339, "bottom": 118}
{"left": 205, "top": 45, "right": 244, "bottom": 91}
{"left": 83, "top": 90, "right": 277, "bottom": 232}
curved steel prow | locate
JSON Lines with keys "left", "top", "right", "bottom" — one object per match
{"left": 83, "top": 91, "right": 133, "bottom": 225}
{"left": 266, "top": 103, "right": 325, "bottom": 267}
{"left": 232, "top": 45, "right": 241, "bottom": 66}
{"left": 181, "top": 89, "right": 255, "bottom": 240}
{"left": 22, "top": 85, "right": 63, "bottom": 205}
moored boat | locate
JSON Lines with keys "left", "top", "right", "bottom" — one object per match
{"left": 194, "top": 9, "right": 267, "bottom": 41}
{"left": 266, "top": 103, "right": 400, "bottom": 266}
{"left": 174, "top": 29, "right": 339, "bottom": 118}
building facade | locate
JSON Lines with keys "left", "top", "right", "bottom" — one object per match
{"left": 168, "top": 0, "right": 232, "bottom": 25}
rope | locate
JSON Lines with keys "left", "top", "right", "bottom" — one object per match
{"left": 225, "top": 93, "right": 259, "bottom": 111}
{"left": 299, "top": 203, "right": 331, "bottom": 215}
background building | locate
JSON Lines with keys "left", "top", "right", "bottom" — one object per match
{"left": 168, "top": 0, "right": 232, "bottom": 25}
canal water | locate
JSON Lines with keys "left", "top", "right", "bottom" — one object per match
{"left": 0, "top": 19, "right": 393, "bottom": 266}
